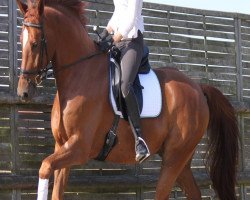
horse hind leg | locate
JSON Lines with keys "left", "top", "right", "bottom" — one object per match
{"left": 155, "top": 152, "right": 194, "bottom": 199}
{"left": 176, "top": 160, "right": 201, "bottom": 200}
{"left": 155, "top": 128, "right": 202, "bottom": 200}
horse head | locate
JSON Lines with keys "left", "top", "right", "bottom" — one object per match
{"left": 17, "top": 0, "right": 55, "bottom": 102}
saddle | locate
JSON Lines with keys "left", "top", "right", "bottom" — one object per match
{"left": 96, "top": 45, "right": 162, "bottom": 161}
{"left": 110, "top": 46, "right": 151, "bottom": 120}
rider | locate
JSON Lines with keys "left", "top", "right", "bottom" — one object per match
{"left": 99, "top": 0, "right": 150, "bottom": 162}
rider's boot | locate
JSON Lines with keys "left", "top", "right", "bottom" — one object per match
{"left": 124, "top": 88, "right": 150, "bottom": 163}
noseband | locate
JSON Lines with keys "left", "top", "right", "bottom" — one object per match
{"left": 21, "top": 21, "right": 52, "bottom": 85}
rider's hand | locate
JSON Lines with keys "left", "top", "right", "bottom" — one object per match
{"left": 98, "top": 35, "right": 114, "bottom": 52}
{"left": 112, "top": 32, "right": 123, "bottom": 44}
{"left": 99, "top": 29, "right": 109, "bottom": 41}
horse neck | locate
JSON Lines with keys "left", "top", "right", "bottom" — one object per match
{"left": 46, "top": 6, "right": 96, "bottom": 72}
{"left": 45, "top": 6, "right": 100, "bottom": 92}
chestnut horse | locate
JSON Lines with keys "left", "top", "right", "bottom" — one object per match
{"left": 16, "top": 0, "right": 239, "bottom": 199}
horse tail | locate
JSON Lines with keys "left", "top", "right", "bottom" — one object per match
{"left": 200, "top": 84, "right": 239, "bottom": 200}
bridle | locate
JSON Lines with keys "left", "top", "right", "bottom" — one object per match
{"left": 21, "top": 21, "right": 51, "bottom": 85}
{"left": 20, "top": 20, "right": 103, "bottom": 85}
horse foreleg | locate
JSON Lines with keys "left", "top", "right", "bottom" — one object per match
{"left": 176, "top": 160, "right": 201, "bottom": 200}
{"left": 51, "top": 143, "right": 70, "bottom": 200}
{"left": 52, "top": 168, "right": 70, "bottom": 200}
{"left": 37, "top": 135, "right": 90, "bottom": 200}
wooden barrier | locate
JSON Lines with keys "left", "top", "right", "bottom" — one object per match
{"left": 0, "top": 0, "right": 250, "bottom": 199}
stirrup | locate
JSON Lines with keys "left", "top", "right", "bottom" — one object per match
{"left": 135, "top": 137, "right": 150, "bottom": 163}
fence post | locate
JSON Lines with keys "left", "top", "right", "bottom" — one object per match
{"left": 8, "top": 1, "right": 21, "bottom": 199}
{"left": 234, "top": 16, "right": 243, "bottom": 102}
{"left": 202, "top": 14, "right": 209, "bottom": 84}
{"left": 234, "top": 16, "right": 246, "bottom": 200}
{"left": 166, "top": 10, "right": 173, "bottom": 64}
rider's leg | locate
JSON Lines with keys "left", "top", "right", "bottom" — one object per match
{"left": 118, "top": 31, "right": 150, "bottom": 163}
{"left": 124, "top": 86, "right": 150, "bottom": 162}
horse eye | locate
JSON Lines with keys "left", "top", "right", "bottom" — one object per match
{"left": 32, "top": 42, "right": 38, "bottom": 49}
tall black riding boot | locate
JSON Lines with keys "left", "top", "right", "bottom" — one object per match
{"left": 124, "top": 88, "right": 150, "bottom": 163}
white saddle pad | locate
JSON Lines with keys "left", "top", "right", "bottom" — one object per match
{"left": 110, "top": 69, "right": 162, "bottom": 118}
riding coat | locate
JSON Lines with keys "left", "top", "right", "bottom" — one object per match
{"left": 107, "top": 0, "right": 144, "bottom": 39}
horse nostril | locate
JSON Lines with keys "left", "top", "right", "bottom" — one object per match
{"left": 23, "top": 92, "right": 28, "bottom": 98}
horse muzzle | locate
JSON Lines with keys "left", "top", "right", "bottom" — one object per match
{"left": 17, "top": 75, "right": 37, "bottom": 102}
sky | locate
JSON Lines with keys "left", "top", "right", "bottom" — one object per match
{"left": 144, "top": 0, "right": 250, "bottom": 15}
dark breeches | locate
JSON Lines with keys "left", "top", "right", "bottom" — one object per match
{"left": 116, "top": 31, "right": 144, "bottom": 97}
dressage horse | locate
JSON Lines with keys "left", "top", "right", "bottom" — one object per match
{"left": 16, "top": 0, "right": 239, "bottom": 199}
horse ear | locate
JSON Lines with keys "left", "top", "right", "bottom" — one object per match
{"left": 37, "top": 0, "right": 44, "bottom": 16}
{"left": 16, "top": 0, "right": 28, "bottom": 15}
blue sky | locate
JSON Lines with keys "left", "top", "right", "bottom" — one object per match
{"left": 144, "top": 0, "right": 250, "bottom": 15}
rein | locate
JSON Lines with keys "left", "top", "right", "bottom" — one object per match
{"left": 21, "top": 21, "right": 102, "bottom": 84}
{"left": 55, "top": 52, "right": 103, "bottom": 74}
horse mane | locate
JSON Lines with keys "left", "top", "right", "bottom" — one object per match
{"left": 44, "top": 0, "right": 88, "bottom": 26}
